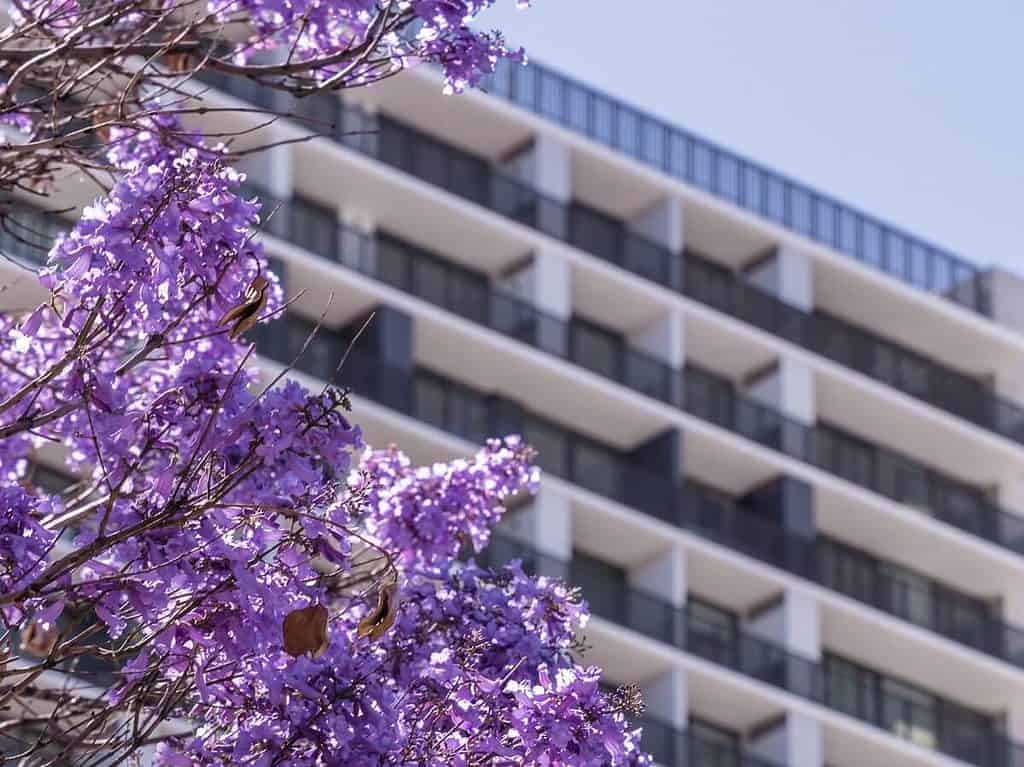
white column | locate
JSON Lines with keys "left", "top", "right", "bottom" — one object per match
{"left": 747, "top": 244, "right": 814, "bottom": 313}
{"left": 745, "top": 589, "right": 823, "bottom": 767}
{"left": 748, "top": 713, "right": 824, "bottom": 767}
{"left": 628, "top": 545, "right": 686, "bottom": 607}
{"left": 500, "top": 485, "right": 572, "bottom": 561}
{"left": 503, "top": 133, "right": 571, "bottom": 202}
{"left": 747, "top": 357, "right": 816, "bottom": 462}
{"left": 1001, "top": 584, "right": 1024, "bottom": 636}
{"left": 993, "top": 364, "right": 1024, "bottom": 414}
{"left": 628, "top": 311, "right": 685, "bottom": 369}
{"left": 497, "top": 250, "right": 572, "bottom": 356}
{"left": 630, "top": 198, "right": 684, "bottom": 254}
{"left": 631, "top": 547, "right": 689, "bottom": 745}
{"left": 746, "top": 589, "right": 820, "bottom": 660}
{"left": 628, "top": 197, "right": 684, "bottom": 291}
{"left": 1005, "top": 695, "right": 1024, "bottom": 746}
{"left": 747, "top": 357, "right": 815, "bottom": 425}
{"left": 642, "top": 669, "right": 688, "bottom": 730}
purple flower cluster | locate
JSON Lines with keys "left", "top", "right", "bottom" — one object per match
{"left": 0, "top": 487, "right": 55, "bottom": 620}
{"left": 0, "top": 89, "right": 649, "bottom": 767}
{"left": 359, "top": 436, "right": 539, "bottom": 571}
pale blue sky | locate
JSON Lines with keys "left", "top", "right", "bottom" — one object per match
{"left": 481, "top": 1, "right": 1023, "bottom": 273}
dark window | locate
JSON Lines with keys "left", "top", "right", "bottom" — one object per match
{"left": 524, "top": 420, "right": 569, "bottom": 480}
{"left": 411, "top": 253, "right": 447, "bottom": 308}
{"left": 375, "top": 237, "right": 412, "bottom": 290}
{"left": 881, "top": 677, "right": 937, "bottom": 750}
{"left": 447, "top": 386, "right": 490, "bottom": 444}
{"left": 825, "top": 655, "right": 878, "bottom": 723}
{"left": 689, "top": 718, "right": 741, "bottom": 767}
{"left": 571, "top": 438, "right": 623, "bottom": 501}
{"left": 570, "top": 318, "right": 624, "bottom": 382}
{"left": 819, "top": 540, "right": 876, "bottom": 605}
{"left": 570, "top": 550, "right": 627, "bottom": 624}
{"left": 686, "top": 597, "right": 737, "bottom": 667}
{"left": 413, "top": 375, "right": 447, "bottom": 431}
{"left": 447, "top": 266, "right": 489, "bottom": 325}
{"left": 290, "top": 196, "right": 336, "bottom": 258}
{"left": 569, "top": 203, "right": 625, "bottom": 265}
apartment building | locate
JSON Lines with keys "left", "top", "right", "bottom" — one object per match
{"left": 6, "top": 57, "right": 1024, "bottom": 767}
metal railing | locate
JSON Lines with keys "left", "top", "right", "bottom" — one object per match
{"left": 253, "top": 312, "right": 1024, "bottom": 674}
{"left": 6, "top": 181, "right": 1024, "bottom": 674}
{"left": 631, "top": 714, "right": 785, "bottom": 767}
{"left": 478, "top": 57, "right": 989, "bottom": 316}
{"left": 200, "top": 74, "right": 1024, "bottom": 447}
{"left": 239, "top": 194, "right": 1024, "bottom": 561}
{"left": 480, "top": 533, "right": 1022, "bottom": 767}
{"left": 5, "top": 196, "right": 1024, "bottom": 667}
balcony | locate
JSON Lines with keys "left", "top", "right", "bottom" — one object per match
{"left": 632, "top": 712, "right": 785, "bottom": 767}
{"left": 474, "top": 58, "right": 989, "bottom": 317}
{"left": 253, "top": 313, "right": 1024, "bottom": 674}
{"left": 480, "top": 533, "right": 1021, "bottom": 767}
{"left": 191, "top": 76, "right": 1024, "bottom": 445}
{"left": 5, "top": 184, "right": 1024, "bottom": 676}
{"left": 238, "top": 192, "right": 1024, "bottom": 562}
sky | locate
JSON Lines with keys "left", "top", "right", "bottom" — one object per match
{"left": 480, "top": 0, "right": 1024, "bottom": 273}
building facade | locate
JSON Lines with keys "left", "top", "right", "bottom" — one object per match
{"left": 6, "top": 57, "right": 1024, "bottom": 767}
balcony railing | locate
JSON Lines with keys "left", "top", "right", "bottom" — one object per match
{"left": 475, "top": 57, "right": 989, "bottom": 317}
{"left": 239, "top": 191, "right": 1024, "bottom": 561}
{"left": 253, "top": 312, "right": 1024, "bottom": 675}
{"left": 628, "top": 713, "right": 786, "bottom": 767}
{"left": 5, "top": 197, "right": 1024, "bottom": 668}
{"left": 480, "top": 533, "right": 1021, "bottom": 767}
{"left": 198, "top": 75, "right": 1024, "bottom": 447}
{"left": 6, "top": 182, "right": 1024, "bottom": 674}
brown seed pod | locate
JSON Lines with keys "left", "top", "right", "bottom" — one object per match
{"left": 219, "top": 275, "right": 270, "bottom": 341}
{"left": 282, "top": 604, "right": 329, "bottom": 659}
{"left": 165, "top": 53, "right": 193, "bottom": 73}
{"left": 20, "top": 620, "right": 58, "bottom": 657}
{"left": 357, "top": 582, "right": 399, "bottom": 642}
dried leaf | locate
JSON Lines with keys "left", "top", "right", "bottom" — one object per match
{"left": 92, "top": 106, "right": 118, "bottom": 143}
{"left": 219, "top": 275, "right": 270, "bottom": 341}
{"left": 282, "top": 604, "right": 329, "bottom": 659}
{"left": 357, "top": 582, "right": 399, "bottom": 641}
{"left": 165, "top": 53, "right": 192, "bottom": 73}
{"left": 20, "top": 620, "right": 58, "bottom": 657}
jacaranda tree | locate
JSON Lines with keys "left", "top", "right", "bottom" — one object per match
{"left": 0, "top": 0, "right": 650, "bottom": 764}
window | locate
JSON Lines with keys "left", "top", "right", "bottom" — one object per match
{"left": 446, "top": 265, "right": 489, "bottom": 325}
{"left": 570, "top": 318, "right": 623, "bottom": 382}
{"left": 290, "top": 196, "right": 336, "bottom": 258}
{"left": 413, "top": 375, "right": 447, "bottom": 432}
{"left": 689, "top": 718, "right": 741, "bottom": 767}
{"left": 880, "top": 563, "right": 933, "bottom": 628}
{"left": 876, "top": 451, "right": 931, "bottom": 512}
{"left": 374, "top": 237, "right": 412, "bottom": 291}
{"left": 410, "top": 138, "right": 448, "bottom": 189}
{"left": 446, "top": 386, "right": 490, "bottom": 445}
{"left": 411, "top": 253, "right": 447, "bottom": 309}
{"left": 825, "top": 655, "right": 877, "bottom": 723}
{"left": 881, "top": 678, "right": 937, "bottom": 750}
{"left": 686, "top": 597, "right": 737, "bottom": 667}
{"left": 288, "top": 318, "right": 338, "bottom": 382}
{"left": 571, "top": 438, "right": 623, "bottom": 501}
{"left": 570, "top": 551, "right": 626, "bottom": 624}
{"left": 524, "top": 420, "right": 569, "bottom": 480}
{"left": 819, "top": 540, "right": 876, "bottom": 605}
{"left": 568, "top": 203, "right": 624, "bottom": 265}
